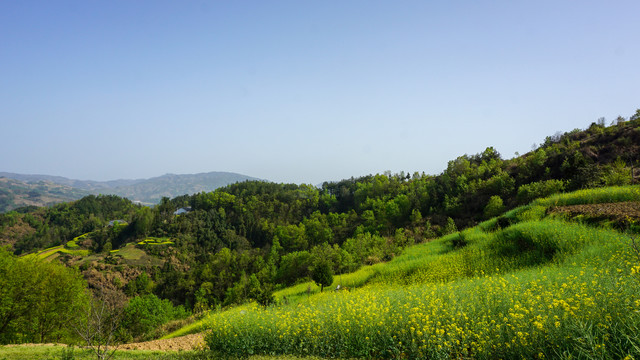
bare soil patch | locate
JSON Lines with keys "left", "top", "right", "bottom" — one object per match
{"left": 119, "top": 333, "right": 205, "bottom": 351}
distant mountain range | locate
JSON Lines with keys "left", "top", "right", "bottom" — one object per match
{"left": 0, "top": 171, "right": 260, "bottom": 212}
{"left": 0, "top": 177, "right": 89, "bottom": 213}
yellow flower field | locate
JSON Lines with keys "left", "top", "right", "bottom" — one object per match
{"left": 201, "top": 186, "right": 640, "bottom": 359}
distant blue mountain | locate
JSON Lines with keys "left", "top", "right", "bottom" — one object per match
{"left": 0, "top": 171, "right": 261, "bottom": 206}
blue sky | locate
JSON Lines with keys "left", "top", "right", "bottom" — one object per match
{"left": 1, "top": 1, "right": 639, "bottom": 184}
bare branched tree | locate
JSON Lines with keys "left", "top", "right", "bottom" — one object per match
{"left": 72, "top": 289, "right": 125, "bottom": 360}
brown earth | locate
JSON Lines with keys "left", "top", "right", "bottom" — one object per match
{"left": 2, "top": 333, "right": 204, "bottom": 352}
{"left": 549, "top": 201, "right": 640, "bottom": 221}
{"left": 118, "top": 333, "right": 205, "bottom": 351}
{"left": 3, "top": 343, "right": 67, "bottom": 347}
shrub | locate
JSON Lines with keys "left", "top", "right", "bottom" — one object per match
{"left": 516, "top": 179, "right": 566, "bottom": 204}
{"left": 484, "top": 195, "right": 505, "bottom": 219}
{"left": 120, "top": 294, "right": 189, "bottom": 341}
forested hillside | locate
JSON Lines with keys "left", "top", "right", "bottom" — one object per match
{"left": 1, "top": 112, "right": 639, "bottom": 345}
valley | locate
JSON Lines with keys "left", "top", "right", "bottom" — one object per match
{"left": 1, "top": 116, "right": 640, "bottom": 359}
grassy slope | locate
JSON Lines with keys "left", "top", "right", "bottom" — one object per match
{"left": 165, "top": 185, "right": 640, "bottom": 359}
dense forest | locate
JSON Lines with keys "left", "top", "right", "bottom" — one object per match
{"left": 1, "top": 111, "right": 639, "bottom": 344}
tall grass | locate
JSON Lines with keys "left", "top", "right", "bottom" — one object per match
{"left": 204, "top": 220, "right": 640, "bottom": 358}
{"left": 204, "top": 246, "right": 640, "bottom": 359}
{"left": 534, "top": 185, "right": 640, "bottom": 207}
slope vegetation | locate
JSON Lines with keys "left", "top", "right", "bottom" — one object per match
{"left": 2, "top": 112, "right": 640, "bottom": 353}
{"left": 179, "top": 186, "right": 640, "bottom": 359}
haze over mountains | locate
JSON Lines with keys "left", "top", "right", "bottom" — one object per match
{"left": 0, "top": 171, "right": 260, "bottom": 212}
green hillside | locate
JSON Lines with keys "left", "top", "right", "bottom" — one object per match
{"left": 173, "top": 185, "right": 640, "bottom": 359}
{"left": 1, "top": 112, "right": 640, "bottom": 357}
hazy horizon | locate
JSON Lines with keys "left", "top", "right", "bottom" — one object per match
{"left": 2, "top": 1, "right": 639, "bottom": 185}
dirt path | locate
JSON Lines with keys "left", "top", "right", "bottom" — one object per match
{"left": 119, "top": 333, "right": 205, "bottom": 351}
{"left": 2, "top": 334, "right": 205, "bottom": 352}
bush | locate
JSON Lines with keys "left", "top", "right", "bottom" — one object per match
{"left": 484, "top": 195, "right": 505, "bottom": 219}
{"left": 516, "top": 179, "right": 566, "bottom": 204}
{"left": 120, "top": 294, "right": 189, "bottom": 340}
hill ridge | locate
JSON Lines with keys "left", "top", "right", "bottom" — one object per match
{"left": 0, "top": 171, "right": 261, "bottom": 211}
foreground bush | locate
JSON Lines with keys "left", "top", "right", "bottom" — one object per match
{"left": 120, "top": 294, "right": 189, "bottom": 341}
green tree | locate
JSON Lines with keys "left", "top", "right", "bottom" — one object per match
{"left": 0, "top": 247, "right": 87, "bottom": 344}
{"left": 125, "top": 272, "right": 155, "bottom": 297}
{"left": 311, "top": 261, "right": 333, "bottom": 292}
{"left": 484, "top": 196, "right": 505, "bottom": 219}
{"left": 0, "top": 248, "right": 38, "bottom": 342}
{"left": 276, "top": 251, "right": 312, "bottom": 285}
{"left": 603, "top": 158, "right": 631, "bottom": 186}
{"left": 442, "top": 217, "right": 458, "bottom": 235}
{"left": 30, "top": 262, "right": 88, "bottom": 342}
{"left": 133, "top": 207, "right": 154, "bottom": 238}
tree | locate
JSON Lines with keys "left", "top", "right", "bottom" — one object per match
{"left": 73, "top": 289, "right": 125, "bottom": 360}
{"left": 0, "top": 248, "right": 39, "bottom": 342}
{"left": 442, "top": 217, "right": 458, "bottom": 235}
{"left": 0, "top": 247, "right": 87, "bottom": 344}
{"left": 276, "top": 250, "right": 312, "bottom": 285}
{"left": 125, "top": 272, "right": 154, "bottom": 297}
{"left": 603, "top": 158, "right": 631, "bottom": 186}
{"left": 311, "top": 261, "right": 333, "bottom": 292}
{"left": 484, "top": 196, "right": 505, "bottom": 219}
{"left": 133, "top": 207, "right": 154, "bottom": 238}
{"left": 31, "top": 262, "right": 88, "bottom": 342}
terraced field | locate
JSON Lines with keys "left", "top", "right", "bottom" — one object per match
{"left": 29, "top": 243, "right": 90, "bottom": 261}
{"left": 110, "top": 243, "right": 164, "bottom": 266}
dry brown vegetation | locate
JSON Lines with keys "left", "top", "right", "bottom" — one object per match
{"left": 549, "top": 201, "right": 640, "bottom": 222}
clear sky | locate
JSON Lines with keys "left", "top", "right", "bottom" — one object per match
{"left": 1, "top": 1, "right": 639, "bottom": 184}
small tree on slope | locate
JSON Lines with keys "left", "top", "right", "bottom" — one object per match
{"left": 311, "top": 262, "right": 333, "bottom": 292}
